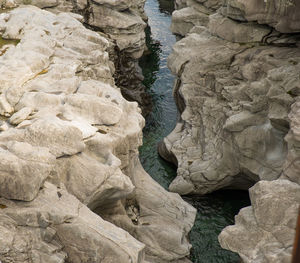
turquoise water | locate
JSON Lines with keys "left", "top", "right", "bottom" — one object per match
{"left": 139, "top": 0, "right": 250, "bottom": 262}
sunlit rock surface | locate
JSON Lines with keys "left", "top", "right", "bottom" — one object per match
{"left": 11, "top": 0, "right": 151, "bottom": 114}
{"left": 0, "top": 6, "right": 196, "bottom": 262}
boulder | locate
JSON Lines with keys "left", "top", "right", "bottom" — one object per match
{"left": 219, "top": 180, "right": 300, "bottom": 263}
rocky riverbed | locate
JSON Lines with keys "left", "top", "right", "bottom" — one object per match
{"left": 0, "top": 1, "right": 197, "bottom": 262}
{"left": 158, "top": 0, "right": 300, "bottom": 262}
{"left": 0, "top": 0, "right": 299, "bottom": 262}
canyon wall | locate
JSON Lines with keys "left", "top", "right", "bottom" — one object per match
{"left": 14, "top": 0, "right": 152, "bottom": 115}
{"left": 159, "top": 0, "right": 300, "bottom": 261}
{"left": 0, "top": 2, "right": 196, "bottom": 263}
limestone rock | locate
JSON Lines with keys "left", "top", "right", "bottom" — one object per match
{"left": 9, "top": 107, "right": 33, "bottom": 125}
{"left": 0, "top": 6, "right": 196, "bottom": 262}
{"left": 175, "top": 0, "right": 187, "bottom": 10}
{"left": 0, "top": 0, "right": 16, "bottom": 8}
{"left": 0, "top": 182, "right": 145, "bottom": 263}
{"left": 171, "top": 7, "right": 209, "bottom": 36}
{"left": 18, "top": 0, "right": 151, "bottom": 115}
{"left": 129, "top": 158, "right": 196, "bottom": 262}
{"left": 53, "top": 152, "right": 135, "bottom": 209}
{"left": 162, "top": 11, "right": 300, "bottom": 195}
{"left": 219, "top": 180, "right": 300, "bottom": 263}
{"left": 0, "top": 141, "right": 55, "bottom": 201}
{"left": 208, "top": 13, "right": 271, "bottom": 43}
{"left": 281, "top": 99, "right": 300, "bottom": 185}
{"left": 164, "top": 0, "right": 300, "bottom": 261}
{"left": 70, "top": 0, "right": 151, "bottom": 114}
{"left": 221, "top": 0, "right": 300, "bottom": 33}
{"left": 171, "top": 0, "right": 222, "bottom": 36}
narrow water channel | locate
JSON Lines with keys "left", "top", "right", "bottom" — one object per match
{"left": 138, "top": 0, "right": 250, "bottom": 262}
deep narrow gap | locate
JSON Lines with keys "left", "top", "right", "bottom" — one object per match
{"left": 138, "top": 0, "right": 250, "bottom": 262}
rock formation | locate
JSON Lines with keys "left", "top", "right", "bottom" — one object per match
{"left": 159, "top": 0, "right": 300, "bottom": 261}
{"left": 219, "top": 180, "right": 300, "bottom": 263}
{"left": 0, "top": 5, "right": 196, "bottom": 263}
{"left": 12, "top": 0, "right": 152, "bottom": 115}
{"left": 219, "top": 92, "right": 299, "bottom": 263}
{"left": 160, "top": 0, "right": 300, "bottom": 196}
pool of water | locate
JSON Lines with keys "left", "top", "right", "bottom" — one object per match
{"left": 138, "top": 0, "right": 250, "bottom": 262}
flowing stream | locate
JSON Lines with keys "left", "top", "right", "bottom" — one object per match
{"left": 139, "top": 0, "right": 250, "bottom": 262}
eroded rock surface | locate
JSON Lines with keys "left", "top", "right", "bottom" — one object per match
{"left": 160, "top": 0, "right": 300, "bottom": 261}
{"left": 161, "top": 0, "right": 300, "bottom": 196}
{"left": 0, "top": 6, "right": 196, "bottom": 262}
{"left": 10, "top": 0, "right": 151, "bottom": 114}
{"left": 219, "top": 180, "right": 300, "bottom": 263}
{"left": 221, "top": 0, "right": 300, "bottom": 33}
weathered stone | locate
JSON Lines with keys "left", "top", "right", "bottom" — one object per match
{"left": 281, "top": 99, "right": 300, "bottom": 185}
{"left": 171, "top": 7, "right": 209, "bottom": 36}
{"left": 9, "top": 107, "right": 33, "bottom": 125}
{"left": 0, "top": 182, "right": 145, "bottom": 263}
{"left": 222, "top": 0, "right": 300, "bottom": 33}
{"left": 162, "top": 23, "right": 300, "bottom": 195}
{"left": 0, "top": 141, "right": 55, "bottom": 201}
{"left": 0, "top": 6, "right": 196, "bottom": 262}
{"left": 165, "top": 0, "right": 300, "bottom": 261}
{"left": 219, "top": 180, "right": 300, "bottom": 263}
{"left": 171, "top": 0, "right": 222, "bottom": 36}
{"left": 208, "top": 13, "right": 271, "bottom": 43}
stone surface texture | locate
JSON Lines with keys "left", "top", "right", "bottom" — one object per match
{"left": 221, "top": 0, "right": 300, "bottom": 33}
{"left": 13, "top": 0, "right": 152, "bottom": 115}
{"left": 0, "top": 5, "right": 196, "bottom": 263}
{"left": 160, "top": 0, "right": 300, "bottom": 261}
{"left": 219, "top": 180, "right": 300, "bottom": 263}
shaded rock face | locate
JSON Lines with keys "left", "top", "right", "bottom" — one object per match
{"left": 160, "top": 0, "right": 300, "bottom": 261}
{"left": 13, "top": 0, "right": 152, "bottom": 115}
{"left": 0, "top": 6, "right": 196, "bottom": 263}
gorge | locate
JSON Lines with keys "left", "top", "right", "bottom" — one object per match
{"left": 0, "top": 0, "right": 299, "bottom": 263}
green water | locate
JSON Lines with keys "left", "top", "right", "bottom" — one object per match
{"left": 139, "top": 0, "right": 250, "bottom": 262}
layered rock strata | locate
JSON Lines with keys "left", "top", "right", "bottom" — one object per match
{"left": 0, "top": 6, "right": 196, "bottom": 263}
{"left": 159, "top": 0, "right": 300, "bottom": 261}
{"left": 13, "top": 0, "right": 152, "bottom": 115}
